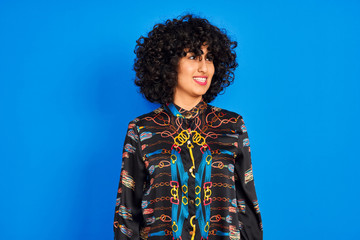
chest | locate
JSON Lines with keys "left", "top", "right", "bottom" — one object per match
{"left": 138, "top": 122, "right": 240, "bottom": 178}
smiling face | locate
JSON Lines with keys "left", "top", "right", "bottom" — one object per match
{"left": 173, "top": 45, "right": 215, "bottom": 109}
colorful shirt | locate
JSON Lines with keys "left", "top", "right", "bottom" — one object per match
{"left": 114, "top": 100, "right": 262, "bottom": 240}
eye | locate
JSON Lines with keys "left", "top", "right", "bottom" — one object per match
{"left": 205, "top": 54, "right": 214, "bottom": 62}
{"left": 188, "top": 55, "right": 197, "bottom": 60}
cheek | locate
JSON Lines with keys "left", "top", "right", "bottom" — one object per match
{"left": 207, "top": 75, "right": 213, "bottom": 87}
{"left": 209, "top": 63, "right": 215, "bottom": 73}
{"left": 210, "top": 65, "right": 215, "bottom": 78}
{"left": 178, "top": 68, "right": 192, "bottom": 80}
{"left": 208, "top": 67, "right": 215, "bottom": 87}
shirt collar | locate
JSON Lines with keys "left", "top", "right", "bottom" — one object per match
{"left": 165, "top": 99, "right": 208, "bottom": 119}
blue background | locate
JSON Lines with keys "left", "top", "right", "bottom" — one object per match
{"left": 1, "top": 0, "right": 359, "bottom": 239}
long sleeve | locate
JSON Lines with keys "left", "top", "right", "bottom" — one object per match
{"left": 114, "top": 121, "right": 147, "bottom": 239}
{"left": 234, "top": 116, "right": 263, "bottom": 240}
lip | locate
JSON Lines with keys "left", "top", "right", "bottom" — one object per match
{"left": 193, "top": 76, "right": 208, "bottom": 86}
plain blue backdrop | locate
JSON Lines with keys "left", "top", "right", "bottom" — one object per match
{"left": 1, "top": 0, "right": 359, "bottom": 239}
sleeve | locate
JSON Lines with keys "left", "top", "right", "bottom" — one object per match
{"left": 234, "top": 116, "right": 263, "bottom": 240}
{"left": 113, "top": 121, "right": 147, "bottom": 240}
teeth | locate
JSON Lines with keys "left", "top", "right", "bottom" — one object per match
{"left": 193, "top": 77, "right": 206, "bottom": 82}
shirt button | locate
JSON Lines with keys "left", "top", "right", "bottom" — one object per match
{"left": 190, "top": 199, "right": 194, "bottom": 205}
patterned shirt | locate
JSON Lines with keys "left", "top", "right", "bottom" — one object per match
{"left": 114, "top": 100, "right": 262, "bottom": 240}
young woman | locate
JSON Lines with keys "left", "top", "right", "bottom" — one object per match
{"left": 114, "top": 14, "right": 262, "bottom": 240}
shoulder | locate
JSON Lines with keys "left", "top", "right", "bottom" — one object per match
{"left": 208, "top": 104, "right": 245, "bottom": 122}
{"left": 209, "top": 105, "right": 249, "bottom": 143}
{"left": 127, "top": 106, "right": 166, "bottom": 127}
{"left": 205, "top": 104, "right": 248, "bottom": 135}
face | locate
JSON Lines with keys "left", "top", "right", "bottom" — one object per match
{"left": 173, "top": 45, "right": 215, "bottom": 106}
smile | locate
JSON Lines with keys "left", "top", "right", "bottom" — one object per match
{"left": 193, "top": 77, "right": 207, "bottom": 85}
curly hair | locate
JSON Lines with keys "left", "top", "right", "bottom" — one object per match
{"left": 134, "top": 14, "right": 238, "bottom": 104}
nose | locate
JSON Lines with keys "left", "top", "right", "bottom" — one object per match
{"left": 198, "top": 57, "right": 208, "bottom": 73}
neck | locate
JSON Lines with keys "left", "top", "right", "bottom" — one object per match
{"left": 173, "top": 96, "right": 203, "bottom": 111}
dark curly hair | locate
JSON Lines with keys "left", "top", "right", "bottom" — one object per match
{"left": 134, "top": 14, "right": 238, "bottom": 104}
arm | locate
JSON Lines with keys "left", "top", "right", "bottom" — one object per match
{"left": 235, "top": 116, "right": 263, "bottom": 240}
{"left": 114, "top": 121, "right": 147, "bottom": 239}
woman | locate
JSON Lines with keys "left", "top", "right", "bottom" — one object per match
{"left": 114, "top": 14, "right": 262, "bottom": 240}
